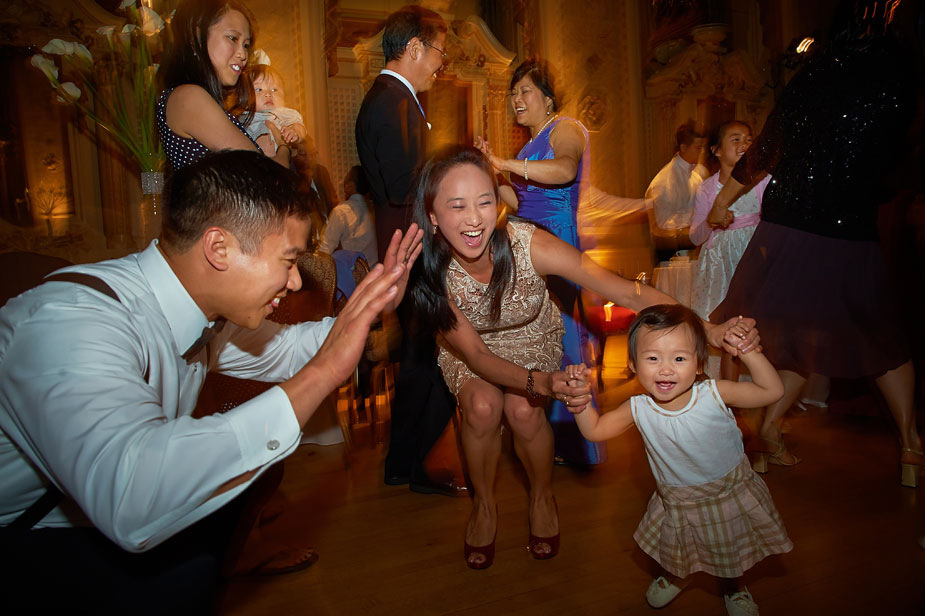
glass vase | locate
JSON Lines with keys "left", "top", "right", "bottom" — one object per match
{"left": 139, "top": 171, "right": 164, "bottom": 248}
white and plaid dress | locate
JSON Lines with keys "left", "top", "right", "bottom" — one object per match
{"left": 631, "top": 380, "right": 792, "bottom": 578}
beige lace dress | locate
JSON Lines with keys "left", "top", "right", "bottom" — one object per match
{"left": 437, "top": 220, "right": 565, "bottom": 395}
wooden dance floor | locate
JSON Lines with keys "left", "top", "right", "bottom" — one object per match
{"left": 220, "top": 386, "right": 924, "bottom": 615}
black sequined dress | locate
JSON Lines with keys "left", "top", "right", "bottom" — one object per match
{"left": 713, "top": 36, "right": 915, "bottom": 378}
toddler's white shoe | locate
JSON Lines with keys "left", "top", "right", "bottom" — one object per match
{"left": 724, "top": 588, "right": 759, "bottom": 616}
{"left": 645, "top": 576, "right": 684, "bottom": 608}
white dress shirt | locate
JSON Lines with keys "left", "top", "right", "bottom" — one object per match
{"left": 0, "top": 241, "right": 334, "bottom": 552}
{"left": 319, "top": 193, "right": 379, "bottom": 265}
{"left": 645, "top": 153, "right": 708, "bottom": 231}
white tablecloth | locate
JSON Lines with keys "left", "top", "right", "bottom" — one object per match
{"left": 653, "top": 259, "right": 695, "bottom": 307}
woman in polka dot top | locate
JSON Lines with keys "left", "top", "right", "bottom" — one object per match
{"left": 157, "top": 0, "right": 290, "bottom": 171}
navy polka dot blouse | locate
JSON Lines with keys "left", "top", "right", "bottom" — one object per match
{"left": 156, "top": 87, "right": 261, "bottom": 171}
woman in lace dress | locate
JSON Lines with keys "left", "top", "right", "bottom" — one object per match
{"left": 412, "top": 147, "right": 760, "bottom": 569}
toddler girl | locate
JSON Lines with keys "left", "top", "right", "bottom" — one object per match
{"left": 243, "top": 64, "right": 306, "bottom": 153}
{"left": 570, "top": 304, "right": 792, "bottom": 616}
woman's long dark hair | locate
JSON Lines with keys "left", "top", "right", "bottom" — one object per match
{"left": 160, "top": 0, "right": 257, "bottom": 118}
{"left": 412, "top": 146, "right": 515, "bottom": 333}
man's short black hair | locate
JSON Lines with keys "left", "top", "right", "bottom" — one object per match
{"left": 381, "top": 5, "right": 447, "bottom": 62}
{"left": 162, "top": 150, "right": 309, "bottom": 254}
{"left": 347, "top": 165, "right": 369, "bottom": 196}
{"left": 676, "top": 120, "right": 705, "bottom": 149}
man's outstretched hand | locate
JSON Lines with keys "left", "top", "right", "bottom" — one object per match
{"left": 379, "top": 223, "right": 424, "bottom": 313}
{"left": 282, "top": 252, "right": 408, "bottom": 425}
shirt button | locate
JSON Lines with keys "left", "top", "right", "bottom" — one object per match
{"left": 267, "top": 439, "right": 280, "bottom": 451}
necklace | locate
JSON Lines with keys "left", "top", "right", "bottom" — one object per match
{"left": 529, "top": 114, "right": 558, "bottom": 143}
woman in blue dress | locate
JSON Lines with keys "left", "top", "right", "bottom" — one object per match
{"left": 477, "top": 59, "right": 604, "bottom": 466}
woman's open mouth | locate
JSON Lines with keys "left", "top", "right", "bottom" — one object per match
{"left": 461, "top": 230, "right": 483, "bottom": 248}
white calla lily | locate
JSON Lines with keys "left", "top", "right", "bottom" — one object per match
{"left": 42, "top": 39, "right": 76, "bottom": 56}
{"left": 97, "top": 25, "right": 115, "bottom": 42}
{"left": 139, "top": 7, "right": 165, "bottom": 35}
{"left": 43, "top": 39, "right": 93, "bottom": 65}
{"left": 30, "top": 54, "right": 58, "bottom": 81}
{"left": 30, "top": 1, "right": 167, "bottom": 172}
{"left": 118, "top": 24, "right": 135, "bottom": 48}
{"left": 73, "top": 43, "right": 93, "bottom": 64}
{"left": 59, "top": 82, "right": 82, "bottom": 101}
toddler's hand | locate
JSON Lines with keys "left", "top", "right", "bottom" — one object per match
{"left": 722, "top": 316, "right": 761, "bottom": 355}
{"left": 565, "top": 363, "right": 589, "bottom": 383}
{"left": 281, "top": 125, "right": 301, "bottom": 145}
{"left": 550, "top": 366, "right": 591, "bottom": 414}
{"left": 563, "top": 363, "right": 592, "bottom": 413}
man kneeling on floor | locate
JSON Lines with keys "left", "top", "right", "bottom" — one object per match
{"left": 0, "top": 150, "right": 422, "bottom": 613}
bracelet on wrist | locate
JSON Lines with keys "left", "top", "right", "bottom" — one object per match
{"left": 526, "top": 368, "right": 537, "bottom": 399}
{"left": 523, "top": 158, "right": 529, "bottom": 181}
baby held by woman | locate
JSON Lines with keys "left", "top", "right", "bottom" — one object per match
{"left": 243, "top": 64, "right": 306, "bottom": 153}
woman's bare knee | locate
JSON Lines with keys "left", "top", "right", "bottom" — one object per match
{"left": 460, "top": 382, "right": 504, "bottom": 434}
{"left": 504, "top": 396, "right": 546, "bottom": 437}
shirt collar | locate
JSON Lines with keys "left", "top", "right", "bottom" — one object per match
{"left": 137, "top": 239, "right": 211, "bottom": 357}
{"left": 673, "top": 153, "right": 697, "bottom": 174}
{"left": 380, "top": 69, "right": 425, "bottom": 118}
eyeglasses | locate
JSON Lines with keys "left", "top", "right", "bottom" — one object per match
{"left": 422, "top": 40, "right": 447, "bottom": 60}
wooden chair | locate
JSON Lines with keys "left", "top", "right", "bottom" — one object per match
{"left": 291, "top": 250, "right": 336, "bottom": 321}
{"left": 330, "top": 253, "right": 395, "bottom": 449}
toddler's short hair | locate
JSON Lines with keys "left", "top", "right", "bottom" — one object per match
{"left": 248, "top": 64, "right": 285, "bottom": 90}
{"left": 627, "top": 304, "right": 708, "bottom": 377}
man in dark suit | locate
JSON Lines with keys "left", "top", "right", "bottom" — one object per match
{"left": 355, "top": 6, "right": 465, "bottom": 496}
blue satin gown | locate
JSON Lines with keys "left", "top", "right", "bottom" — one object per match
{"left": 511, "top": 117, "right": 606, "bottom": 465}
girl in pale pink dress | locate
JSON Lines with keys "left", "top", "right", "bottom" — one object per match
{"left": 690, "top": 122, "right": 770, "bottom": 380}
{"left": 690, "top": 121, "right": 770, "bottom": 322}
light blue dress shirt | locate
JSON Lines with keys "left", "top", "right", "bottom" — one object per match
{"left": 0, "top": 241, "right": 334, "bottom": 552}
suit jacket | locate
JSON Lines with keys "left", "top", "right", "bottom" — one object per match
{"left": 355, "top": 73, "right": 426, "bottom": 262}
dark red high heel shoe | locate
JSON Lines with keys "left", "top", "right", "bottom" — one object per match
{"left": 464, "top": 537, "right": 496, "bottom": 569}
{"left": 464, "top": 507, "right": 498, "bottom": 569}
{"left": 527, "top": 497, "right": 559, "bottom": 560}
